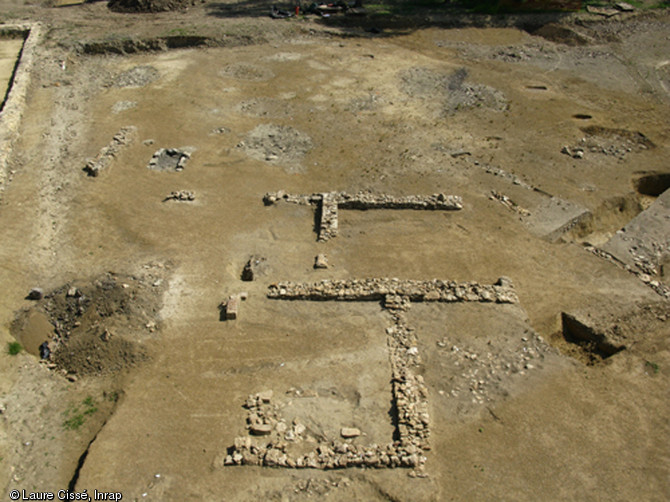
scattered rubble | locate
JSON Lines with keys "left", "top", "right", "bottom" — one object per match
{"left": 111, "top": 65, "right": 159, "bottom": 88}
{"left": 562, "top": 126, "right": 654, "bottom": 161}
{"left": 434, "top": 328, "right": 551, "bottom": 406}
{"left": 239, "top": 124, "right": 311, "bottom": 171}
{"left": 209, "top": 126, "right": 230, "bottom": 135}
{"left": 263, "top": 191, "right": 463, "bottom": 242}
{"left": 489, "top": 191, "right": 531, "bottom": 216}
{"left": 111, "top": 100, "right": 137, "bottom": 114}
{"left": 585, "top": 246, "right": 670, "bottom": 298}
{"left": 220, "top": 63, "right": 275, "bottom": 82}
{"left": 561, "top": 145, "right": 584, "bottom": 159}
{"left": 475, "top": 162, "right": 536, "bottom": 191}
{"left": 84, "top": 126, "right": 137, "bottom": 177}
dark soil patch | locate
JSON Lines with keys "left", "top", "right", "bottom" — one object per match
{"left": 11, "top": 267, "right": 169, "bottom": 376}
{"left": 632, "top": 171, "right": 670, "bottom": 197}
{"left": 108, "top": 0, "right": 199, "bottom": 13}
{"left": 399, "top": 66, "right": 507, "bottom": 114}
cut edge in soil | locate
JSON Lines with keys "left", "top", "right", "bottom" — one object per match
{"left": 559, "top": 312, "right": 625, "bottom": 365}
{"left": 632, "top": 171, "right": 670, "bottom": 197}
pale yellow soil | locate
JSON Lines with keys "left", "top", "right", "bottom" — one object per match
{"left": 0, "top": 3, "right": 669, "bottom": 501}
{"left": 0, "top": 39, "right": 22, "bottom": 103}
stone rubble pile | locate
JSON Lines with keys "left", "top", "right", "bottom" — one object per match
{"left": 164, "top": 190, "right": 195, "bottom": 201}
{"left": 479, "top": 163, "right": 534, "bottom": 191}
{"left": 562, "top": 129, "right": 654, "bottom": 161}
{"left": 319, "top": 192, "right": 339, "bottom": 241}
{"left": 263, "top": 191, "right": 463, "bottom": 241}
{"left": 385, "top": 300, "right": 430, "bottom": 451}
{"left": 561, "top": 145, "right": 584, "bottom": 159}
{"left": 436, "top": 330, "right": 550, "bottom": 406}
{"left": 314, "top": 254, "right": 329, "bottom": 269}
{"left": 84, "top": 126, "right": 137, "bottom": 177}
{"left": 267, "top": 277, "right": 519, "bottom": 304}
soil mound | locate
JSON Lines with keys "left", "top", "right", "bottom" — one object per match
{"left": 11, "top": 266, "right": 169, "bottom": 376}
{"left": 108, "top": 0, "right": 197, "bottom": 13}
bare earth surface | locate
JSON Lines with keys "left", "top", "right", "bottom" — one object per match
{"left": 0, "top": 2, "right": 669, "bottom": 500}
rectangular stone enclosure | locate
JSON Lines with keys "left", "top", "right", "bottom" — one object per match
{"left": 225, "top": 277, "right": 518, "bottom": 470}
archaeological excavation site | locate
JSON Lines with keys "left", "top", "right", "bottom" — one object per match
{"left": 0, "top": 0, "right": 669, "bottom": 499}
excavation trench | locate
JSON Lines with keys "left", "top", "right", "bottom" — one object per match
{"left": 561, "top": 312, "right": 625, "bottom": 363}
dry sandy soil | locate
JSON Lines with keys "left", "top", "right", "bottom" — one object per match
{"left": 0, "top": 1, "right": 669, "bottom": 500}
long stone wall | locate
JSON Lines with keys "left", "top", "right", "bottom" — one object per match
{"left": 84, "top": 126, "right": 137, "bottom": 176}
{"left": 263, "top": 191, "right": 463, "bottom": 242}
{"left": 267, "top": 277, "right": 518, "bottom": 304}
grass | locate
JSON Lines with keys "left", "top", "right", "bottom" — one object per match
{"left": 645, "top": 360, "right": 660, "bottom": 374}
{"left": 105, "top": 390, "right": 120, "bottom": 402}
{"left": 7, "top": 341, "right": 22, "bottom": 355}
{"left": 62, "top": 396, "right": 98, "bottom": 431}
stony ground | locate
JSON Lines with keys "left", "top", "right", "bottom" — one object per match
{"left": 0, "top": 1, "right": 669, "bottom": 500}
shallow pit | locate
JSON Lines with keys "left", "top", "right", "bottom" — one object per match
{"left": 632, "top": 171, "right": 670, "bottom": 197}
{"left": 561, "top": 312, "right": 625, "bottom": 365}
